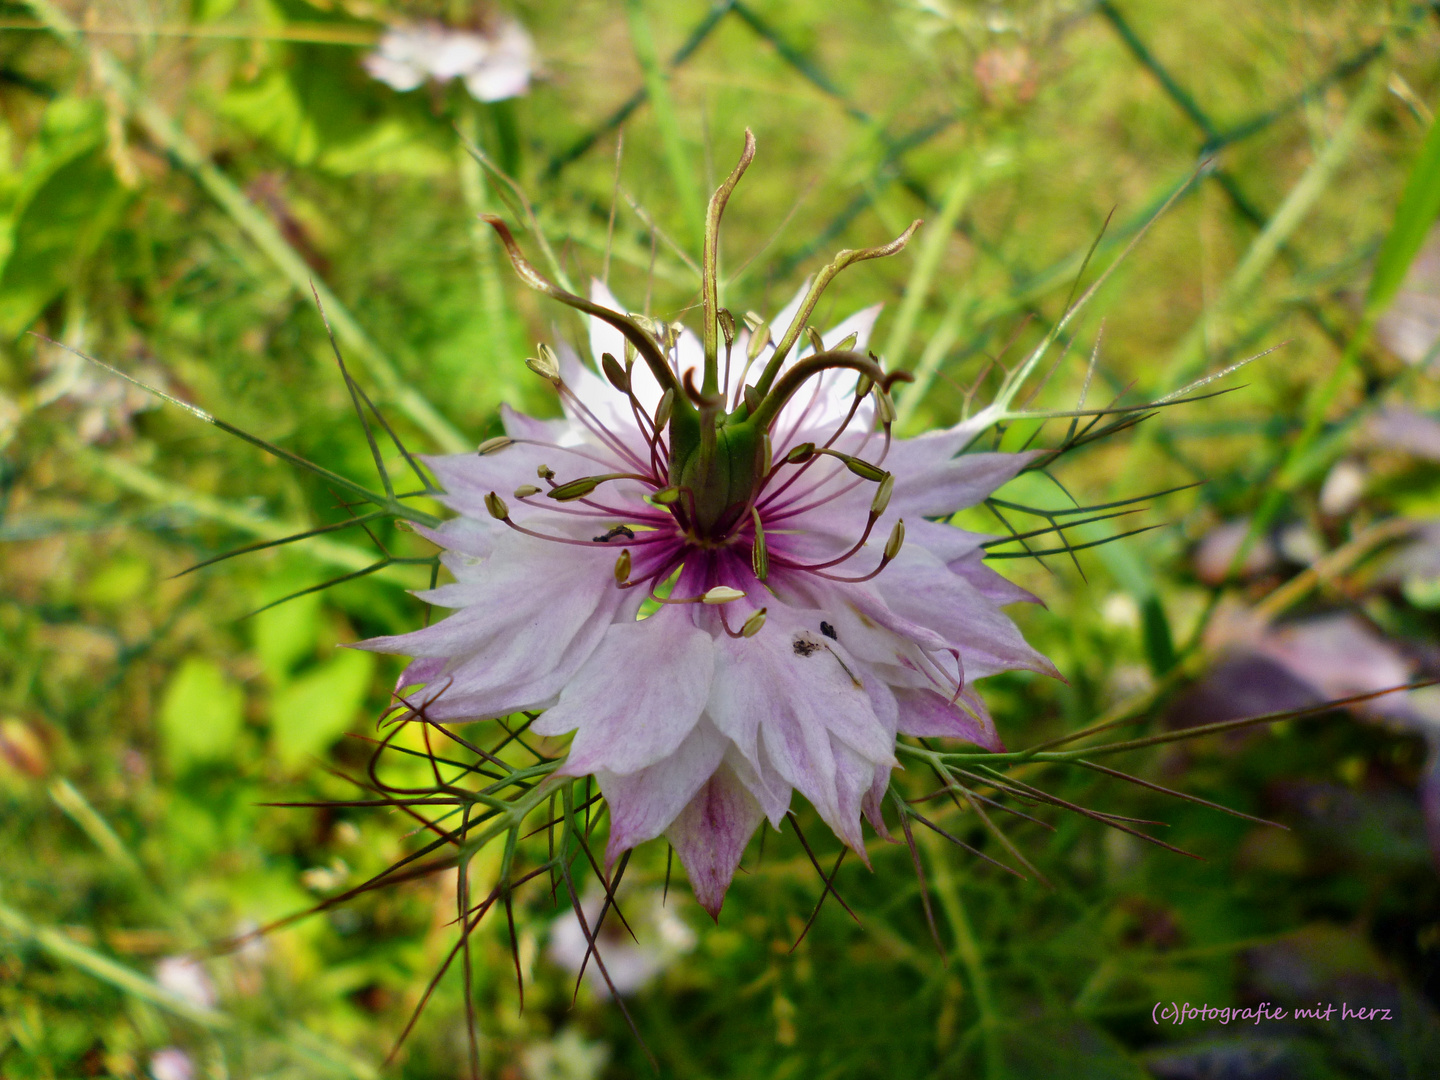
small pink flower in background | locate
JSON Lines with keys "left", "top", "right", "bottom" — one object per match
{"left": 1190, "top": 605, "right": 1440, "bottom": 861}
{"left": 359, "top": 269, "right": 1057, "bottom": 915}
{"left": 364, "top": 15, "right": 536, "bottom": 102}
{"left": 548, "top": 889, "right": 696, "bottom": 997}
{"left": 154, "top": 955, "right": 217, "bottom": 1010}
{"left": 149, "top": 1047, "right": 194, "bottom": 1080}
{"left": 1375, "top": 224, "right": 1440, "bottom": 370}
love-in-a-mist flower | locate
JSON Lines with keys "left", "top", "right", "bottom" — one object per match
{"left": 358, "top": 133, "right": 1058, "bottom": 915}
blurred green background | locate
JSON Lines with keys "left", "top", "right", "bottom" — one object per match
{"left": 3, "top": 1, "right": 1440, "bottom": 1077}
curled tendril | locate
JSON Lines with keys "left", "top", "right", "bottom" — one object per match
{"left": 746, "top": 350, "right": 914, "bottom": 431}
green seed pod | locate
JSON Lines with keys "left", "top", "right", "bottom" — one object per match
{"left": 484, "top": 491, "right": 509, "bottom": 520}
{"left": 833, "top": 331, "right": 858, "bottom": 352}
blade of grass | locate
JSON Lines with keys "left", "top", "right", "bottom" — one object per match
{"left": 0, "top": 900, "right": 379, "bottom": 1077}
{"left": 886, "top": 159, "right": 978, "bottom": 395}
{"left": 625, "top": 0, "right": 704, "bottom": 246}
{"left": 1279, "top": 99, "right": 1440, "bottom": 489}
{"left": 915, "top": 828, "right": 1003, "bottom": 1080}
{"left": 72, "top": 442, "right": 420, "bottom": 583}
{"left": 1160, "top": 64, "right": 1387, "bottom": 399}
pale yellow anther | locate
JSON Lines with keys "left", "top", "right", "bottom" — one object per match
{"left": 785, "top": 442, "right": 816, "bottom": 465}
{"left": 845, "top": 456, "right": 888, "bottom": 482}
{"left": 513, "top": 485, "right": 541, "bottom": 498}
{"left": 537, "top": 464, "right": 555, "bottom": 480}
{"left": 614, "top": 549, "right": 632, "bottom": 585}
{"left": 744, "top": 312, "right": 771, "bottom": 361}
{"left": 883, "top": 519, "right": 906, "bottom": 561}
{"left": 871, "top": 473, "right": 894, "bottom": 516}
{"left": 873, "top": 386, "right": 897, "bottom": 425}
{"left": 740, "top": 608, "right": 767, "bottom": 637}
{"left": 717, "top": 309, "right": 736, "bottom": 349}
{"left": 484, "top": 492, "right": 509, "bottom": 520}
{"left": 701, "top": 586, "right": 746, "bottom": 605}
{"left": 526, "top": 344, "right": 561, "bottom": 384}
{"left": 750, "top": 507, "right": 769, "bottom": 581}
{"left": 601, "top": 352, "right": 629, "bottom": 393}
{"left": 477, "top": 436, "right": 512, "bottom": 455}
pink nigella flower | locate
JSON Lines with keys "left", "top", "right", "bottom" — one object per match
{"left": 357, "top": 133, "right": 1058, "bottom": 916}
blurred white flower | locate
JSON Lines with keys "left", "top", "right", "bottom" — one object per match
{"left": 1360, "top": 405, "right": 1440, "bottom": 462}
{"left": 547, "top": 890, "right": 696, "bottom": 997}
{"left": 154, "top": 955, "right": 217, "bottom": 1010}
{"left": 1193, "top": 518, "right": 1279, "bottom": 585}
{"left": 35, "top": 346, "right": 163, "bottom": 444}
{"left": 149, "top": 1047, "right": 194, "bottom": 1080}
{"left": 364, "top": 16, "right": 536, "bottom": 102}
{"left": 1318, "top": 458, "right": 1367, "bottom": 516}
{"left": 521, "top": 1028, "right": 610, "bottom": 1080}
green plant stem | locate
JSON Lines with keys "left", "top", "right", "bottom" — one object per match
{"left": 917, "top": 827, "right": 1003, "bottom": 1079}
{"left": 0, "top": 898, "right": 381, "bottom": 1076}
{"left": 887, "top": 160, "right": 975, "bottom": 388}
{"left": 625, "top": 0, "right": 704, "bottom": 246}
{"left": 456, "top": 101, "right": 519, "bottom": 386}
{"left": 24, "top": 0, "right": 469, "bottom": 455}
{"left": 1165, "top": 64, "right": 1387, "bottom": 396}
{"left": 0, "top": 898, "right": 223, "bottom": 1027}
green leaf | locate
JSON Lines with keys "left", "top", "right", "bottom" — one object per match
{"left": 219, "top": 69, "right": 322, "bottom": 165}
{"left": 218, "top": 46, "right": 449, "bottom": 176}
{"left": 250, "top": 589, "right": 322, "bottom": 684}
{"left": 1000, "top": 1018, "right": 1149, "bottom": 1080}
{"left": 0, "top": 98, "right": 127, "bottom": 337}
{"left": 1140, "top": 594, "right": 1177, "bottom": 676}
{"left": 271, "top": 648, "right": 375, "bottom": 769}
{"left": 1364, "top": 112, "right": 1440, "bottom": 317}
{"left": 158, "top": 658, "right": 246, "bottom": 773}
